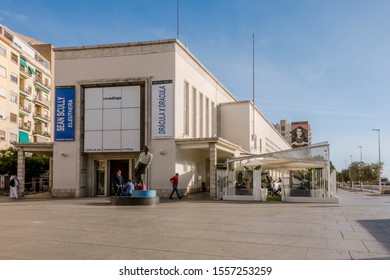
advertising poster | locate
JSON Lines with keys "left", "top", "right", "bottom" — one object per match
{"left": 152, "top": 80, "right": 173, "bottom": 139}
{"left": 55, "top": 87, "right": 75, "bottom": 141}
{"left": 291, "top": 122, "right": 309, "bottom": 148}
{"left": 84, "top": 86, "right": 141, "bottom": 152}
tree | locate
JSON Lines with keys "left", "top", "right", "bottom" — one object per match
{"left": 25, "top": 154, "right": 49, "bottom": 179}
{"left": 0, "top": 147, "right": 17, "bottom": 175}
{"left": 0, "top": 148, "right": 49, "bottom": 181}
{"left": 346, "top": 161, "right": 383, "bottom": 184}
{"left": 337, "top": 169, "right": 350, "bottom": 183}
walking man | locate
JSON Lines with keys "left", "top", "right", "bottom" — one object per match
{"left": 114, "top": 170, "right": 124, "bottom": 196}
{"left": 169, "top": 173, "right": 182, "bottom": 199}
{"left": 9, "top": 175, "right": 19, "bottom": 199}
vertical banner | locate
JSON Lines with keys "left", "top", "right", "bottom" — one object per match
{"left": 55, "top": 87, "right": 75, "bottom": 141}
{"left": 152, "top": 80, "right": 173, "bottom": 139}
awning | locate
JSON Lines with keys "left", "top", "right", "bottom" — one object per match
{"left": 19, "top": 131, "right": 30, "bottom": 143}
{"left": 20, "top": 58, "right": 28, "bottom": 68}
{"left": 233, "top": 142, "right": 330, "bottom": 171}
{"left": 34, "top": 83, "right": 50, "bottom": 94}
{"left": 28, "top": 66, "right": 35, "bottom": 75}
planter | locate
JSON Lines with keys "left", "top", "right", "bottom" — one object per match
{"left": 310, "top": 189, "right": 323, "bottom": 197}
{"left": 260, "top": 189, "right": 268, "bottom": 201}
{"left": 290, "top": 188, "right": 310, "bottom": 197}
{"left": 235, "top": 188, "right": 250, "bottom": 195}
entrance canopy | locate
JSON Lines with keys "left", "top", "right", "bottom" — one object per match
{"left": 227, "top": 142, "right": 330, "bottom": 171}
{"left": 12, "top": 142, "right": 54, "bottom": 156}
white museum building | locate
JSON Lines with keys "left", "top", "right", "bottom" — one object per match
{"left": 14, "top": 38, "right": 336, "bottom": 201}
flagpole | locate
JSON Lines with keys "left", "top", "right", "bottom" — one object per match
{"left": 252, "top": 34, "right": 256, "bottom": 152}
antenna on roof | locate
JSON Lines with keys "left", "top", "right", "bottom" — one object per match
{"left": 252, "top": 34, "right": 255, "bottom": 106}
{"left": 251, "top": 34, "right": 256, "bottom": 151}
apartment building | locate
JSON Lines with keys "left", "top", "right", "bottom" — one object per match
{"left": 0, "top": 25, "right": 54, "bottom": 150}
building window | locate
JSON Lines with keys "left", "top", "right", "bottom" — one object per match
{"left": 11, "top": 52, "right": 18, "bottom": 64}
{"left": 0, "top": 130, "right": 5, "bottom": 141}
{"left": 10, "top": 73, "right": 18, "bottom": 84}
{"left": 10, "top": 133, "right": 17, "bottom": 142}
{"left": 10, "top": 92, "right": 17, "bottom": 103}
{"left": 0, "top": 109, "right": 5, "bottom": 119}
{"left": 192, "top": 87, "right": 197, "bottom": 137}
{"left": 0, "top": 86, "right": 6, "bottom": 98}
{"left": 199, "top": 93, "right": 203, "bottom": 138}
{"left": 184, "top": 81, "right": 190, "bottom": 135}
{"left": 10, "top": 113, "right": 17, "bottom": 123}
{"left": 206, "top": 97, "right": 210, "bottom": 137}
{"left": 0, "top": 65, "right": 6, "bottom": 77}
{"left": 0, "top": 44, "right": 6, "bottom": 57}
{"left": 212, "top": 101, "right": 216, "bottom": 136}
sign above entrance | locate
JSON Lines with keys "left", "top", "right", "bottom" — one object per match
{"left": 152, "top": 80, "right": 173, "bottom": 139}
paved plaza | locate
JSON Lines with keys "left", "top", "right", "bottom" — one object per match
{"left": 0, "top": 189, "right": 390, "bottom": 260}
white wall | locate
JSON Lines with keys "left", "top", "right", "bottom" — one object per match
{"left": 220, "top": 101, "right": 290, "bottom": 154}
{"left": 220, "top": 102, "right": 251, "bottom": 150}
{"left": 174, "top": 45, "right": 237, "bottom": 139}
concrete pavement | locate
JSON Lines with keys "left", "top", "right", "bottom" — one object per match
{"left": 0, "top": 189, "right": 389, "bottom": 260}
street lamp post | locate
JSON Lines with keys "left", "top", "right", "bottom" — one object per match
{"left": 357, "top": 146, "right": 363, "bottom": 190}
{"left": 349, "top": 155, "right": 353, "bottom": 188}
{"left": 372, "top": 129, "right": 381, "bottom": 193}
{"left": 357, "top": 146, "right": 362, "bottom": 162}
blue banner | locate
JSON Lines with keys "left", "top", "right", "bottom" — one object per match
{"left": 55, "top": 87, "right": 75, "bottom": 141}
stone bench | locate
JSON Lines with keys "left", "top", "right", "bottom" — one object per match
{"left": 110, "top": 190, "right": 159, "bottom": 205}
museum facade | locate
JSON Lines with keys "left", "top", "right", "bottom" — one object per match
{"left": 16, "top": 39, "right": 291, "bottom": 198}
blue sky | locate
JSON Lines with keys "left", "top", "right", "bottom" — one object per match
{"left": 2, "top": 0, "right": 389, "bottom": 177}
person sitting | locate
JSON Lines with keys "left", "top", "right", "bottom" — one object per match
{"left": 120, "top": 179, "right": 134, "bottom": 196}
{"left": 273, "top": 178, "right": 282, "bottom": 196}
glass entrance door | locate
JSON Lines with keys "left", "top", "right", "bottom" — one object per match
{"left": 96, "top": 160, "right": 106, "bottom": 196}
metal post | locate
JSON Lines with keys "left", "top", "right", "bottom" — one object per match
{"left": 372, "top": 129, "right": 381, "bottom": 193}
{"left": 357, "top": 146, "right": 362, "bottom": 190}
{"left": 349, "top": 155, "right": 353, "bottom": 188}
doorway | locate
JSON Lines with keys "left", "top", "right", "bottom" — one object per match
{"left": 95, "top": 160, "right": 106, "bottom": 196}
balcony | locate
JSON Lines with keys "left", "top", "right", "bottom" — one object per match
{"left": 34, "top": 76, "right": 51, "bottom": 93}
{"left": 34, "top": 94, "right": 50, "bottom": 107}
{"left": 33, "top": 129, "right": 51, "bottom": 138}
{"left": 19, "top": 105, "right": 32, "bottom": 115}
{"left": 19, "top": 85, "right": 32, "bottom": 96}
{"left": 19, "top": 65, "right": 32, "bottom": 78}
{"left": 19, "top": 123, "right": 31, "bottom": 132}
{"left": 33, "top": 112, "right": 50, "bottom": 123}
